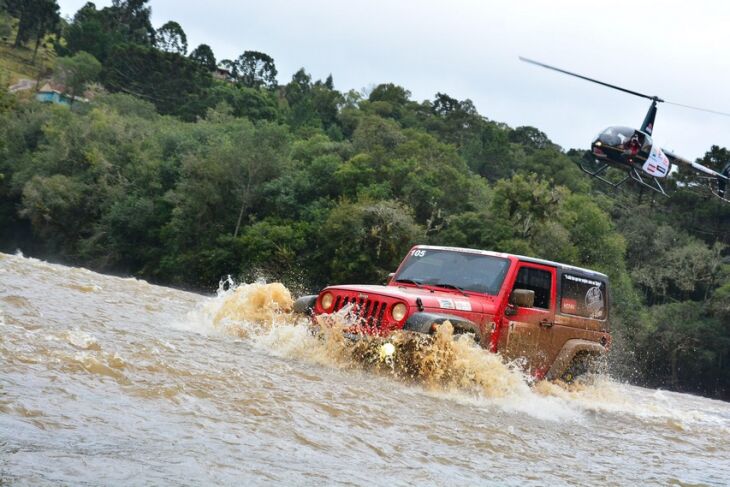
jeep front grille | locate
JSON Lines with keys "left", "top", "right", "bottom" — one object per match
{"left": 332, "top": 296, "right": 388, "bottom": 329}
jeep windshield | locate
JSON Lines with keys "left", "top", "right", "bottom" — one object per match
{"left": 394, "top": 249, "right": 510, "bottom": 295}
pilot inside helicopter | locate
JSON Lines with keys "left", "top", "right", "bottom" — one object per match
{"left": 625, "top": 133, "right": 641, "bottom": 156}
{"left": 624, "top": 132, "right": 643, "bottom": 157}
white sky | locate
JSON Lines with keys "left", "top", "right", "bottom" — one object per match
{"left": 58, "top": 0, "right": 730, "bottom": 160}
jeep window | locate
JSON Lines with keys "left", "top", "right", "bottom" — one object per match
{"left": 560, "top": 274, "right": 607, "bottom": 320}
{"left": 395, "top": 250, "right": 509, "bottom": 295}
{"left": 513, "top": 266, "right": 552, "bottom": 309}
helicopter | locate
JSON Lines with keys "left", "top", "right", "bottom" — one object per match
{"left": 519, "top": 57, "right": 730, "bottom": 202}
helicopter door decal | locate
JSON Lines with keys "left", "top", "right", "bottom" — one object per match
{"left": 643, "top": 145, "right": 670, "bottom": 178}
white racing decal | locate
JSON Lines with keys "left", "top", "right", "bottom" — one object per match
{"left": 455, "top": 300, "right": 472, "bottom": 311}
{"left": 438, "top": 298, "right": 455, "bottom": 309}
{"left": 565, "top": 274, "right": 602, "bottom": 287}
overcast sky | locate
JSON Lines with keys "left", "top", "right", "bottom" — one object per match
{"left": 58, "top": 0, "right": 730, "bottom": 160}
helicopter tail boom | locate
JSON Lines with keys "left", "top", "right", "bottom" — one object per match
{"left": 641, "top": 100, "right": 658, "bottom": 135}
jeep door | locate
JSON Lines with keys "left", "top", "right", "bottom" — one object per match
{"left": 498, "top": 262, "right": 556, "bottom": 375}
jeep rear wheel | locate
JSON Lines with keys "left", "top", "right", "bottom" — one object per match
{"left": 561, "top": 353, "right": 596, "bottom": 383}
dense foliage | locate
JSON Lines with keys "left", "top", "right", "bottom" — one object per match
{"left": 2, "top": 0, "right": 729, "bottom": 400}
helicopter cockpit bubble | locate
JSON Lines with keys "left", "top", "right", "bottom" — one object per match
{"left": 597, "top": 126, "right": 634, "bottom": 147}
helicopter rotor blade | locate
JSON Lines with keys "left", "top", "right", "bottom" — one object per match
{"left": 520, "top": 57, "right": 730, "bottom": 119}
{"left": 664, "top": 101, "right": 730, "bottom": 118}
{"left": 519, "top": 57, "right": 663, "bottom": 102}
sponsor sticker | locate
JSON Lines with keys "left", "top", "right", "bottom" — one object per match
{"left": 438, "top": 298, "right": 455, "bottom": 309}
{"left": 562, "top": 298, "right": 577, "bottom": 312}
{"left": 454, "top": 300, "right": 472, "bottom": 311}
{"left": 643, "top": 145, "right": 670, "bottom": 177}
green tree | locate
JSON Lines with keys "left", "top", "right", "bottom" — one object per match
{"left": 157, "top": 117, "right": 290, "bottom": 284}
{"left": 155, "top": 20, "right": 187, "bottom": 55}
{"left": 29, "top": 0, "right": 59, "bottom": 63}
{"left": 234, "top": 50, "right": 277, "bottom": 89}
{"left": 204, "top": 83, "right": 279, "bottom": 121}
{"left": 54, "top": 51, "right": 102, "bottom": 103}
{"left": 62, "top": 2, "right": 116, "bottom": 62}
{"left": 20, "top": 174, "right": 87, "bottom": 243}
{"left": 234, "top": 218, "right": 310, "bottom": 281}
{"left": 365, "top": 83, "right": 411, "bottom": 120}
{"left": 109, "top": 0, "right": 154, "bottom": 45}
{"left": 284, "top": 68, "right": 317, "bottom": 128}
{"left": 62, "top": 0, "right": 153, "bottom": 62}
{"left": 0, "top": 5, "right": 13, "bottom": 38}
{"left": 103, "top": 43, "right": 212, "bottom": 119}
{"left": 316, "top": 199, "right": 424, "bottom": 283}
{"left": 368, "top": 83, "right": 410, "bottom": 106}
{"left": 640, "top": 301, "right": 730, "bottom": 395}
{"left": 311, "top": 75, "right": 343, "bottom": 131}
{"left": 6, "top": 0, "right": 59, "bottom": 48}
{"left": 509, "top": 126, "right": 555, "bottom": 151}
{"left": 189, "top": 43, "right": 216, "bottom": 71}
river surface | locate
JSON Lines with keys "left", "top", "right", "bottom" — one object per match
{"left": 1, "top": 252, "right": 729, "bottom": 486}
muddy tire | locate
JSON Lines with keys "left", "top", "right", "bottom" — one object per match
{"left": 402, "top": 312, "right": 478, "bottom": 339}
{"left": 561, "top": 353, "right": 595, "bottom": 383}
{"left": 451, "top": 322, "right": 481, "bottom": 344}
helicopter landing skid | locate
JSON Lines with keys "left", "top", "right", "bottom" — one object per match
{"left": 710, "top": 188, "right": 730, "bottom": 203}
{"left": 579, "top": 160, "right": 669, "bottom": 197}
{"left": 709, "top": 187, "right": 730, "bottom": 203}
{"left": 627, "top": 168, "right": 669, "bottom": 197}
{"left": 579, "top": 160, "right": 630, "bottom": 188}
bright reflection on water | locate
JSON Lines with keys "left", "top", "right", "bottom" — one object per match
{"left": 1, "top": 252, "right": 729, "bottom": 486}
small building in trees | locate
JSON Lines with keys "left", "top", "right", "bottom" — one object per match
{"left": 36, "top": 83, "right": 88, "bottom": 105}
{"left": 213, "top": 67, "right": 233, "bottom": 82}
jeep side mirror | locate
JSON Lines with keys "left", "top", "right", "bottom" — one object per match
{"left": 386, "top": 272, "right": 395, "bottom": 284}
{"left": 509, "top": 289, "right": 535, "bottom": 308}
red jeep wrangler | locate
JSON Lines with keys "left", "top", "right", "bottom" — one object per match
{"left": 294, "top": 245, "right": 610, "bottom": 381}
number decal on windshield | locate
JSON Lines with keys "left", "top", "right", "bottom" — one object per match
{"left": 411, "top": 249, "right": 426, "bottom": 257}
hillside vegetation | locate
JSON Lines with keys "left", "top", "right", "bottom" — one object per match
{"left": 1, "top": 0, "right": 729, "bottom": 400}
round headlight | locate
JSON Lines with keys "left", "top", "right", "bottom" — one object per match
{"left": 321, "top": 292, "right": 334, "bottom": 310}
{"left": 391, "top": 303, "right": 407, "bottom": 321}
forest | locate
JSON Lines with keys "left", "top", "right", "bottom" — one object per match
{"left": 1, "top": 0, "right": 729, "bottom": 399}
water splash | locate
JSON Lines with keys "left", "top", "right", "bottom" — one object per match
{"left": 180, "top": 280, "right": 294, "bottom": 337}
{"left": 181, "top": 280, "right": 730, "bottom": 428}
{"left": 185, "top": 280, "right": 556, "bottom": 403}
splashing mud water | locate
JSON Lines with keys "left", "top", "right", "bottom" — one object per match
{"left": 193, "top": 281, "right": 531, "bottom": 399}
{"left": 2, "top": 252, "right": 730, "bottom": 486}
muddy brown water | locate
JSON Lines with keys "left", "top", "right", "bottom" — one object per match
{"left": 1, "top": 252, "right": 729, "bottom": 486}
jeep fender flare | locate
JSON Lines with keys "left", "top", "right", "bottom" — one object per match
{"left": 545, "top": 339, "right": 607, "bottom": 381}
{"left": 293, "top": 294, "right": 318, "bottom": 315}
{"left": 402, "top": 312, "right": 481, "bottom": 343}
